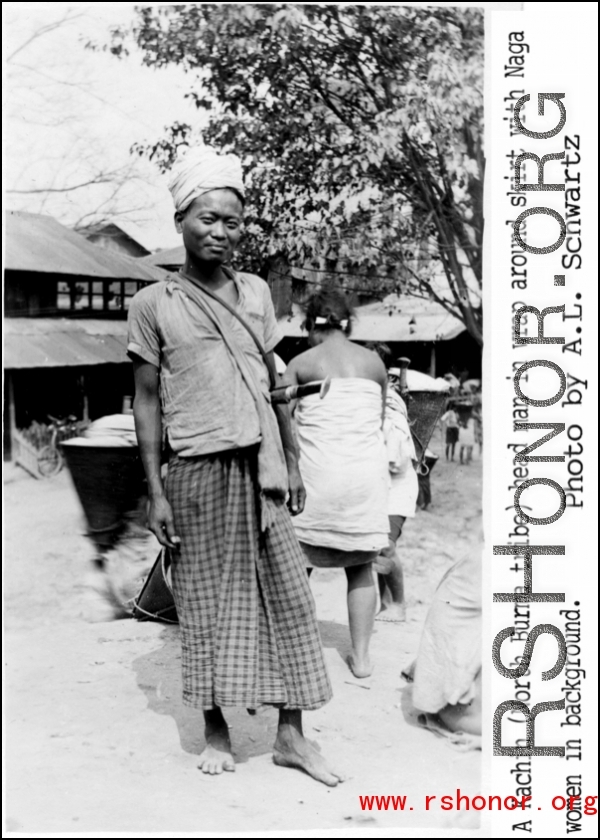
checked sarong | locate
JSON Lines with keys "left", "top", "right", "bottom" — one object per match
{"left": 166, "top": 447, "right": 332, "bottom": 711}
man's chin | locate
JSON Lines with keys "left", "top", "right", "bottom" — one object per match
{"left": 188, "top": 251, "right": 229, "bottom": 267}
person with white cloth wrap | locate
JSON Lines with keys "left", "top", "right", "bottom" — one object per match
{"left": 284, "top": 289, "right": 389, "bottom": 679}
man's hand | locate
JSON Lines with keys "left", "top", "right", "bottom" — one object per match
{"left": 147, "top": 495, "right": 181, "bottom": 549}
{"left": 287, "top": 465, "right": 306, "bottom": 516}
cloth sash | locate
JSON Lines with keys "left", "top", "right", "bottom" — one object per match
{"left": 173, "top": 273, "right": 288, "bottom": 531}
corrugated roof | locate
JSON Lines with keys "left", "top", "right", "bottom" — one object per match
{"left": 141, "top": 245, "right": 186, "bottom": 267}
{"left": 4, "top": 211, "right": 168, "bottom": 281}
{"left": 4, "top": 318, "right": 130, "bottom": 369}
{"left": 278, "top": 295, "right": 466, "bottom": 342}
{"left": 82, "top": 219, "right": 157, "bottom": 253}
{"left": 76, "top": 222, "right": 150, "bottom": 256}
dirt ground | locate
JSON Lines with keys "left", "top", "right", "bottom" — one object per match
{"left": 4, "top": 426, "right": 482, "bottom": 834}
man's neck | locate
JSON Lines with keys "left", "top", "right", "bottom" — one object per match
{"left": 181, "top": 256, "right": 231, "bottom": 289}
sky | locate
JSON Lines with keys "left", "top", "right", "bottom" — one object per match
{"left": 3, "top": 3, "right": 203, "bottom": 250}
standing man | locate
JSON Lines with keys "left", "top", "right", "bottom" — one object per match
{"left": 127, "top": 147, "right": 339, "bottom": 785}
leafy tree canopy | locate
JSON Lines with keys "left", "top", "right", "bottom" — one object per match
{"left": 112, "top": 4, "right": 484, "bottom": 344}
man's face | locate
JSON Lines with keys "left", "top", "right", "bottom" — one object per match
{"left": 175, "top": 189, "right": 243, "bottom": 265}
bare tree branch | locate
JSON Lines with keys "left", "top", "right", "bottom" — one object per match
{"left": 6, "top": 9, "right": 83, "bottom": 63}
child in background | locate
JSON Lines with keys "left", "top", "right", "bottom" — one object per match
{"left": 440, "top": 403, "right": 460, "bottom": 461}
{"left": 459, "top": 412, "right": 476, "bottom": 464}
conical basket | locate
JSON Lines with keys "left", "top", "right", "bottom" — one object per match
{"left": 130, "top": 549, "right": 178, "bottom": 624}
{"left": 406, "top": 391, "right": 449, "bottom": 462}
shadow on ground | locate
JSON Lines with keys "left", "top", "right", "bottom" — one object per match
{"left": 318, "top": 619, "right": 352, "bottom": 665}
{"left": 131, "top": 618, "right": 355, "bottom": 764}
{"left": 399, "top": 681, "right": 421, "bottom": 730}
{"left": 132, "top": 625, "right": 284, "bottom": 764}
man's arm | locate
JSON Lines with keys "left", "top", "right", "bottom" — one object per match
{"left": 268, "top": 352, "right": 306, "bottom": 515}
{"left": 132, "top": 357, "right": 180, "bottom": 549}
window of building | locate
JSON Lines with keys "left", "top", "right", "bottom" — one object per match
{"left": 57, "top": 280, "right": 150, "bottom": 314}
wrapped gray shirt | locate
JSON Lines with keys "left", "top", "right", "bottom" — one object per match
{"left": 127, "top": 270, "right": 283, "bottom": 457}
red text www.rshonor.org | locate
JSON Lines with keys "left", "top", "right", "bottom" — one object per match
{"left": 358, "top": 792, "right": 598, "bottom": 814}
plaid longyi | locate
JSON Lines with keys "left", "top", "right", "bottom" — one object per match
{"left": 166, "top": 448, "right": 332, "bottom": 711}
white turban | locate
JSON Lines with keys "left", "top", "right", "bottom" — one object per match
{"left": 168, "top": 146, "right": 245, "bottom": 212}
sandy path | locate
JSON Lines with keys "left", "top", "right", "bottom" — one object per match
{"left": 4, "top": 428, "right": 482, "bottom": 833}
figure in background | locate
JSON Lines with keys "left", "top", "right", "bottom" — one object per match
{"left": 459, "top": 409, "right": 476, "bottom": 465}
{"left": 373, "top": 373, "right": 419, "bottom": 623}
{"left": 473, "top": 408, "right": 483, "bottom": 454}
{"left": 443, "top": 372, "right": 461, "bottom": 395}
{"left": 409, "top": 537, "right": 482, "bottom": 750}
{"left": 284, "top": 289, "right": 389, "bottom": 679}
{"left": 440, "top": 403, "right": 460, "bottom": 461}
{"left": 471, "top": 388, "right": 483, "bottom": 456}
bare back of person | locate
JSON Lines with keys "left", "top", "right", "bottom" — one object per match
{"left": 286, "top": 333, "right": 386, "bottom": 391}
{"left": 286, "top": 330, "right": 387, "bottom": 679}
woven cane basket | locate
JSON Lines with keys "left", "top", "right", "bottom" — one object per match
{"left": 407, "top": 391, "right": 449, "bottom": 461}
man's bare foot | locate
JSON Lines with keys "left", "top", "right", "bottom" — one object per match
{"left": 347, "top": 653, "right": 373, "bottom": 678}
{"left": 198, "top": 722, "right": 235, "bottom": 775}
{"left": 376, "top": 603, "right": 406, "bottom": 623}
{"left": 273, "top": 725, "right": 343, "bottom": 787}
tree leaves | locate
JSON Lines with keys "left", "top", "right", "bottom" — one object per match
{"left": 115, "top": 4, "right": 483, "bottom": 343}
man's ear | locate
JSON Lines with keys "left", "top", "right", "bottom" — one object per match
{"left": 174, "top": 211, "right": 184, "bottom": 233}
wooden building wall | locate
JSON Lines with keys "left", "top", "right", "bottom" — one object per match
{"left": 4, "top": 271, "right": 58, "bottom": 317}
{"left": 4, "top": 363, "right": 135, "bottom": 461}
